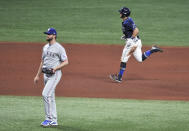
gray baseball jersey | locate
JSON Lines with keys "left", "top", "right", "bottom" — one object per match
{"left": 42, "top": 42, "right": 67, "bottom": 123}
{"left": 42, "top": 42, "right": 67, "bottom": 68}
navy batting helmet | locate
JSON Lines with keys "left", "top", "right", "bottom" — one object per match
{"left": 119, "top": 7, "right": 131, "bottom": 18}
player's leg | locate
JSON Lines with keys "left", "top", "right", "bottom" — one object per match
{"left": 110, "top": 41, "right": 132, "bottom": 82}
{"left": 133, "top": 39, "right": 143, "bottom": 62}
{"left": 42, "top": 75, "right": 51, "bottom": 122}
{"left": 133, "top": 40, "right": 163, "bottom": 62}
{"left": 51, "top": 91, "right": 58, "bottom": 125}
{"left": 42, "top": 71, "right": 61, "bottom": 126}
{"left": 142, "top": 44, "right": 163, "bottom": 61}
{"left": 42, "top": 85, "right": 53, "bottom": 123}
{"left": 117, "top": 61, "right": 127, "bottom": 81}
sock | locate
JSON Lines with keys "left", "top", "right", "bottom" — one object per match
{"left": 118, "top": 69, "right": 125, "bottom": 76}
{"left": 144, "top": 50, "right": 151, "bottom": 57}
{"left": 142, "top": 50, "right": 151, "bottom": 61}
{"left": 118, "top": 62, "right": 126, "bottom": 80}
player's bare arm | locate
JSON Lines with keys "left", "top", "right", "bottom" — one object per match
{"left": 34, "top": 61, "right": 43, "bottom": 84}
{"left": 132, "top": 27, "right": 139, "bottom": 38}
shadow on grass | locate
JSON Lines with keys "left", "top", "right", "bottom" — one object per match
{"left": 44, "top": 125, "right": 87, "bottom": 131}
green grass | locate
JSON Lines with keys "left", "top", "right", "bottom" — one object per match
{"left": 0, "top": 0, "right": 189, "bottom": 46}
{"left": 0, "top": 95, "right": 189, "bottom": 131}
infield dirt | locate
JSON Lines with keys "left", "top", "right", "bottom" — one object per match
{"left": 0, "top": 42, "right": 189, "bottom": 100}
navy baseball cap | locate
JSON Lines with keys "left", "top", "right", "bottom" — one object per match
{"left": 44, "top": 28, "right": 57, "bottom": 35}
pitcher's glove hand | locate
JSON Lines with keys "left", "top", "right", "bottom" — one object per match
{"left": 42, "top": 68, "right": 54, "bottom": 75}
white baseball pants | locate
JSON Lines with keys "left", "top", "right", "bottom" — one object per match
{"left": 121, "top": 38, "right": 143, "bottom": 63}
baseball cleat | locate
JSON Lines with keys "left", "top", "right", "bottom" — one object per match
{"left": 151, "top": 45, "right": 163, "bottom": 53}
{"left": 41, "top": 120, "right": 58, "bottom": 127}
{"left": 109, "top": 74, "right": 122, "bottom": 83}
{"left": 49, "top": 121, "right": 58, "bottom": 127}
{"left": 41, "top": 120, "right": 51, "bottom": 127}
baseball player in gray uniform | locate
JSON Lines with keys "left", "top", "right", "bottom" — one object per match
{"left": 109, "top": 7, "right": 163, "bottom": 83}
{"left": 34, "top": 28, "right": 68, "bottom": 127}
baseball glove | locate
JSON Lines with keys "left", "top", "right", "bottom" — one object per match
{"left": 42, "top": 68, "right": 54, "bottom": 75}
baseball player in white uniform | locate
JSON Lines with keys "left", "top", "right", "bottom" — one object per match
{"left": 109, "top": 7, "right": 163, "bottom": 83}
{"left": 34, "top": 28, "right": 68, "bottom": 127}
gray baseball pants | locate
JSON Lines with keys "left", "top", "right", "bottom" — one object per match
{"left": 42, "top": 70, "right": 62, "bottom": 123}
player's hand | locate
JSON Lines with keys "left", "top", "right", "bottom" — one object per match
{"left": 121, "top": 35, "right": 126, "bottom": 40}
{"left": 34, "top": 76, "right": 40, "bottom": 84}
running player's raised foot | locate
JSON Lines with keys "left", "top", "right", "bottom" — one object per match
{"left": 151, "top": 45, "right": 163, "bottom": 53}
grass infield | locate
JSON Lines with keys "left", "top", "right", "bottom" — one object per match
{"left": 0, "top": 0, "right": 189, "bottom": 46}
{"left": 0, "top": 95, "right": 189, "bottom": 131}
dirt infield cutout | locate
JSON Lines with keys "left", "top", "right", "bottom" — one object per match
{"left": 0, "top": 42, "right": 189, "bottom": 100}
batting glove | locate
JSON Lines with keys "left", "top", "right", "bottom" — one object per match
{"left": 121, "top": 35, "right": 127, "bottom": 40}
